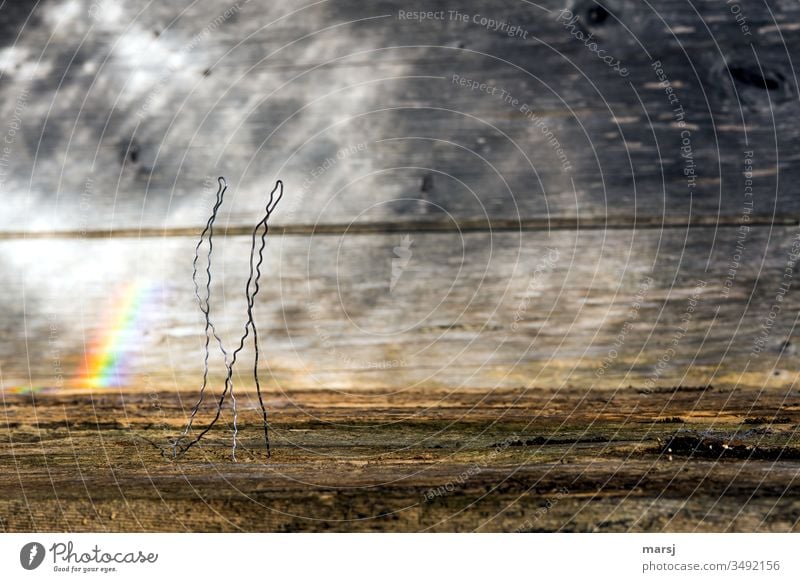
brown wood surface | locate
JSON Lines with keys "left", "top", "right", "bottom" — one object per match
{"left": 1, "top": 0, "right": 800, "bottom": 533}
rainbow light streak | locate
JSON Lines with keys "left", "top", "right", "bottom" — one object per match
{"left": 78, "top": 279, "right": 158, "bottom": 389}
{"left": 4, "top": 385, "right": 46, "bottom": 395}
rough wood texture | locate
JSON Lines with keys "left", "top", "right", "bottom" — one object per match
{"left": 2, "top": 0, "right": 800, "bottom": 533}
{"left": 2, "top": 387, "right": 799, "bottom": 532}
{"left": 2, "top": 227, "right": 800, "bottom": 391}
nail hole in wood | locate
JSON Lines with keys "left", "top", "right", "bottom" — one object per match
{"left": 420, "top": 174, "right": 434, "bottom": 193}
{"left": 587, "top": 5, "right": 609, "bottom": 25}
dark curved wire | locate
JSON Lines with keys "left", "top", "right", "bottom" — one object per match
{"left": 172, "top": 177, "right": 230, "bottom": 456}
{"left": 252, "top": 181, "right": 283, "bottom": 457}
{"left": 178, "top": 180, "right": 283, "bottom": 459}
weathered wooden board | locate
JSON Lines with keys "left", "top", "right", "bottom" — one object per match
{"left": 2, "top": 386, "right": 799, "bottom": 532}
{"left": 0, "top": 0, "right": 798, "bottom": 233}
{"left": 2, "top": 0, "right": 800, "bottom": 535}
{"left": 2, "top": 225, "right": 800, "bottom": 392}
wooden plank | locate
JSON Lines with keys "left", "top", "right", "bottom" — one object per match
{"left": 2, "top": 225, "right": 800, "bottom": 393}
{"left": 0, "top": 0, "right": 798, "bottom": 233}
{"left": 1, "top": 386, "right": 799, "bottom": 532}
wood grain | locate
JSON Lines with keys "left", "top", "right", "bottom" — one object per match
{"left": 2, "top": 0, "right": 800, "bottom": 534}
{"left": 0, "top": 0, "right": 797, "bottom": 233}
{"left": 2, "top": 386, "right": 799, "bottom": 532}
{"left": 2, "top": 226, "right": 800, "bottom": 392}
